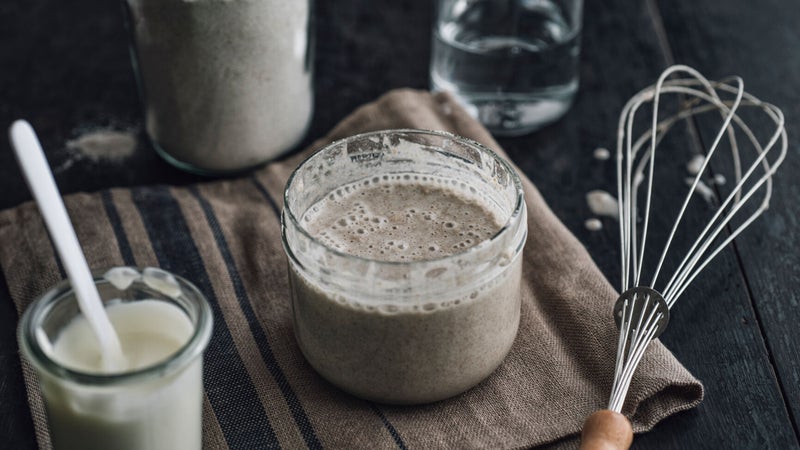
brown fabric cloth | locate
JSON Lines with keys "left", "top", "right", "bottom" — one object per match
{"left": 0, "top": 89, "right": 702, "bottom": 449}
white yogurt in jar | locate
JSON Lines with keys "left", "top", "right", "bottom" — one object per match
{"left": 41, "top": 300, "right": 202, "bottom": 450}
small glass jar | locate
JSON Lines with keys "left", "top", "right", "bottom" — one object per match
{"left": 430, "top": 0, "right": 583, "bottom": 135}
{"left": 282, "top": 129, "right": 527, "bottom": 404}
{"left": 123, "top": 0, "right": 314, "bottom": 174}
{"left": 18, "top": 267, "right": 213, "bottom": 450}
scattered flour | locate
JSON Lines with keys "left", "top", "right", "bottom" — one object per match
{"left": 586, "top": 190, "right": 619, "bottom": 219}
{"left": 586, "top": 147, "right": 615, "bottom": 226}
{"left": 55, "top": 128, "right": 138, "bottom": 173}
{"left": 633, "top": 171, "right": 645, "bottom": 189}
{"left": 66, "top": 130, "right": 137, "bottom": 162}
{"left": 685, "top": 177, "right": 716, "bottom": 203}
{"left": 593, "top": 147, "right": 611, "bottom": 161}
{"left": 686, "top": 154, "right": 705, "bottom": 175}
{"left": 584, "top": 218, "right": 603, "bottom": 231}
{"left": 586, "top": 145, "right": 725, "bottom": 227}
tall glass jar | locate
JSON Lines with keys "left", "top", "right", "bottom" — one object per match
{"left": 282, "top": 130, "right": 527, "bottom": 404}
{"left": 18, "top": 267, "right": 213, "bottom": 450}
{"left": 123, "top": 0, "right": 314, "bottom": 174}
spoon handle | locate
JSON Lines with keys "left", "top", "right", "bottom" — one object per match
{"left": 9, "top": 120, "right": 123, "bottom": 369}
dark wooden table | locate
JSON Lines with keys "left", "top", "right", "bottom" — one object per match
{"left": 1, "top": 0, "right": 798, "bottom": 448}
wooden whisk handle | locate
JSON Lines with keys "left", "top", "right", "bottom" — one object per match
{"left": 579, "top": 410, "right": 633, "bottom": 450}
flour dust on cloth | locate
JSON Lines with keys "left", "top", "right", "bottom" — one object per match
{"left": 0, "top": 89, "right": 702, "bottom": 449}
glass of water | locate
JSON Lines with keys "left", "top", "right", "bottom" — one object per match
{"left": 431, "top": 0, "right": 583, "bottom": 135}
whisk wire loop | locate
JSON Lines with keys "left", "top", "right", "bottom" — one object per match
{"left": 605, "top": 65, "right": 786, "bottom": 413}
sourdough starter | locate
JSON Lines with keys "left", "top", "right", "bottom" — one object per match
{"left": 126, "top": 0, "right": 313, "bottom": 172}
{"left": 290, "top": 175, "right": 523, "bottom": 404}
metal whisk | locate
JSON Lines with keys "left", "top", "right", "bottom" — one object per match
{"left": 580, "top": 65, "right": 787, "bottom": 450}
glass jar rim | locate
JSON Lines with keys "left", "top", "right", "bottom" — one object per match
{"left": 18, "top": 267, "right": 213, "bottom": 386}
{"left": 281, "top": 128, "right": 526, "bottom": 268}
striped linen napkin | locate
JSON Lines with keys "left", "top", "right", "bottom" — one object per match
{"left": 0, "top": 89, "right": 702, "bottom": 449}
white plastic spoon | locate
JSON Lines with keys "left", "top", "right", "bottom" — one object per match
{"left": 9, "top": 120, "right": 125, "bottom": 371}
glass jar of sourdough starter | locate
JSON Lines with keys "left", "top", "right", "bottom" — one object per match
{"left": 123, "top": 0, "right": 314, "bottom": 174}
{"left": 282, "top": 129, "right": 527, "bottom": 404}
{"left": 19, "top": 267, "right": 213, "bottom": 450}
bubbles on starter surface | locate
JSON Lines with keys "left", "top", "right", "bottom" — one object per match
{"left": 301, "top": 174, "right": 504, "bottom": 262}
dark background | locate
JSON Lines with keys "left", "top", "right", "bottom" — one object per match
{"left": 1, "top": 0, "right": 798, "bottom": 448}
